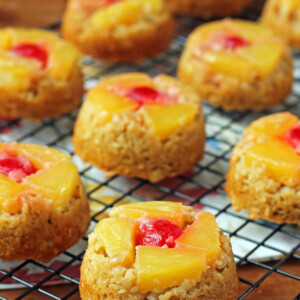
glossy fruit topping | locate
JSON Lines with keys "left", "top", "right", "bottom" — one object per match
{"left": 0, "top": 152, "right": 37, "bottom": 182}
{"left": 220, "top": 35, "right": 250, "bottom": 50}
{"left": 283, "top": 124, "right": 300, "bottom": 154}
{"left": 244, "top": 138, "right": 300, "bottom": 186}
{"left": 11, "top": 43, "right": 48, "bottom": 68}
{"left": 23, "top": 161, "right": 78, "bottom": 207}
{"left": 176, "top": 212, "right": 221, "bottom": 266}
{"left": 210, "top": 35, "right": 250, "bottom": 51}
{"left": 110, "top": 201, "right": 185, "bottom": 228}
{"left": 136, "top": 218, "right": 183, "bottom": 248}
{"left": 244, "top": 112, "right": 298, "bottom": 138}
{"left": 96, "top": 217, "right": 136, "bottom": 267}
{"left": 135, "top": 246, "right": 207, "bottom": 293}
{"left": 125, "top": 86, "right": 173, "bottom": 106}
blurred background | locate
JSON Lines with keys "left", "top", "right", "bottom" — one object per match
{"left": 0, "top": 0, "right": 66, "bottom": 27}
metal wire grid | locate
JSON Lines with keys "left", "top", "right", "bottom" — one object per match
{"left": 0, "top": 1, "right": 300, "bottom": 299}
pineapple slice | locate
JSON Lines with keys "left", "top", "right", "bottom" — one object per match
{"left": 0, "top": 53, "right": 39, "bottom": 90}
{"left": 194, "top": 20, "right": 283, "bottom": 80}
{"left": 0, "top": 29, "right": 12, "bottom": 50}
{"left": 8, "top": 28, "right": 58, "bottom": 47}
{"left": 202, "top": 50, "right": 253, "bottom": 81}
{"left": 143, "top": 103, "right": 196, "bottom": 140}
{"left": 110, "top": 201, "right": 185, "bottom": 228}
{"left": 90, "top": 0, "right": 163, "bottom": 29}
{"left": 244, "top": 138, "right": 300, "bottom": 186}
{"left": 244, "top": 112, "right": 298, "bottom": 138}
{"left": 87, "top": 87, "right": 139, "bottom": 125}
{"left": 0, "top": 173, "right": 24, "bottom": 213}
{"left": 23, "top": 161, "right": 79, "bottom": 207}
{"left": 135, "top": 246, "right": 206, "bottom": 293}
{"left": 176, "top": 212, "right": 221, "bottom": 266}
{"left": 49, "top": 40, "right": 81, "bottom": 80}
{"left": 98, "top": 73, "right": 154, "bottom": 90}
{"left": 90, "top": 0, "right": 142, "bottom": 28}
{"left": 238, "top": 41, "right": 283, "bottom": 77}
{"left": 95, "top": 217, "right": 137, "bottom": 267}
{"left": 17, "top": 144, "right": 70, "bottom": 169}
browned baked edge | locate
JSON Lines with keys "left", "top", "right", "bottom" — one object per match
{"left": 0, "top": 179, "right": 90, "bottom": 262}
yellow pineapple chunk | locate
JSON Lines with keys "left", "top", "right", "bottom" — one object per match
{"left": 87, "top": 87, "right": 139, "bottom": 125}
{"left": 0, "top": 173, "right": 24, "bottom": 213}
{"left": 238, "top": 42, "right": 283, "bottom": 77}
{"left": 17, "top": 144, "right": 70, "bottom": 169}
{"left": 143, "top": 103, "right": 196, "bottom": 140}
{"left": 176, "top": 212, "right": 221, "bottom": 266}
{"left": 244, "top": 112, "right": 298, "bottom": 138}
{"left": 95, "top": 217, "right": 137, "bottom": 267}
{"left": 0, "top": 54, "right": 38, "bottom": 90}
{"left": 110, "top": 201, "right": 185, "bottom": 228}
{"left": 202, "top": 51, "right": 253, "bottom": 81}
{"left": 90, "top": 0, "right": 163, "bottom": 29}
{"left": 90, "top": 0, "right": 142, "bottom": 28}
{"left": 194, "top": 19, "right": 283, "bottom": 79}
{"left": 8, "top": 28, "right": 58, "bottom": 47}
{"left": 0, "top": 29, "right": 12, "bottom": 50}
{"left": 23, "top": 161, "right": 78, "bottom": 207}
{"left": 135, "top": 246, "right": 206, "bottom": 293}
{"left": 98, "top": 73, "right": 154, "bottom": 90}
{"left": 244, "top": 138, "right": 300, "bottom": 186}
{"left": 49, "top": 40, "right": 81, "bottom": 80}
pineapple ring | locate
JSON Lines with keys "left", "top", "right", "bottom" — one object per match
{"left": 80, "top": 201, "right": 238, "bottom": 299}
{"left": 0, "top": 142, "right": 90, "bottom": 262}
{"left": 226, "top": 112, "right": 300, "bottom": 225}
{"left": 0, "top": 27, "right": 83, "bottom": 120}
{"left": 178, "top": 19, "right": 293, "bottom": 111}
{"left": 164, "top": 0, "right": 251, "bottom": 18}
{"left": 261, "top": 0, "right": 300, "bottom": 49}
{"left": 62, "top": 0, "right": 175, "bottom": 62}
{"left": 73, "top": 72, "right": 205, "bottom": 183}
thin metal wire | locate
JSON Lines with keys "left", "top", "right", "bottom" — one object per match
{"left": 0, "top": 0, "right": 299, "bottom": 299}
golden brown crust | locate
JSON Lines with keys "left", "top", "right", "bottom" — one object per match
{"left": 0, "top": 179, "right": 90, "bottom": 262}
{"left": 261, "top": 0, "right": 300, "bottom": 49}
{"left": 178, "top": 40, "right": 293, "bottom": 111}
{"left": 0, "top": 65, "right": 83, "bottom": 121}
{"left": 165, "top": 0, "right": 251, "bottom": 18}
{"left": 80, "top": 226, "right": 238, "bottom": 300}
{"left": 62, "top": 0, "right": 175, "bottom": 62}
{"left": 226, "top": 136, "right": 300, "bottom": 225}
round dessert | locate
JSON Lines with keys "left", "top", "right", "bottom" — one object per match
{"left": 73, "top": 72, "right": 205, "bottom": 183}
{"left": 80, "top": 201, "right": 238, "bottom": 299}
{"left": 0, "top": 142, "right": 90, "bottom": 262}
{"left": 0, "top": 28, "right": 83, "bottom": 121}
{"left": 62, "top": 0, "right": 175, "bottom": 62}
{"left": 226, "top": 112, "right": 300, "bottom": 225}
{"left": 261, "top": 0, "right": 300, "bottom": 49}
{"left": 165, "top": 0, "right": 252, "bottom": 18}
{"left": 178, "top": 19, "right": 293, "bottom": 111}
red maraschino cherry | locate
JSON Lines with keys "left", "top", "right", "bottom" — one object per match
{"left": 215, "top": 35, "right": 250, "bottom": 50}
{"left": 283, "top": 124, "right": 300, "bottom": 154}
{"left": 0, "top": 152, "right": 37, "bottom": 182}
{"left": 136, "top": 218, "right": 183, "bottom": 248}
{"left": 11, "top": 43, "right": 48, "bottom": 68}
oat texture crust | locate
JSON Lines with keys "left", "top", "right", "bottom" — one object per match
{"left": 178, "top": 41, "right": 293, "bottom": 111}
{"left": 0, "top": 180, "right": 90, "bottom": 262}
{"left": 80, "top": 211, "right": 238, "bottom": 299}
{"left": 226, "top": 135, "right": 300, "bottom": 225}
{"left": 0, "top": 65, "right": 83, "bottom": 121}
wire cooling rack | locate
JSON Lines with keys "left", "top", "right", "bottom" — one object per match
{"left": 0, "top": 0, "right": 300, "bottom": 299}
